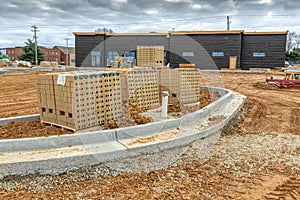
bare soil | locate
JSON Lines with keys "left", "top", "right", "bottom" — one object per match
{"left": 0, "top": 72, "right": 39, "bottom": 118}
{"left": 0, "top": 72, "right": 300, "bottom": 199}
{"left": 0, "top": 120, "right": 72, "bottom": 139}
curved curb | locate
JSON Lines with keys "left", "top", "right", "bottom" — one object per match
{"left": 0, "top": 114, "right": 39, "bottom": 126}
{"left": 0, "top": 87, "right": 246, "bottom": 178}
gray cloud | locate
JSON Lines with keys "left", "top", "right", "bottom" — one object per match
{"left": 0, "top": 0, "right": 299, "bottom": 48}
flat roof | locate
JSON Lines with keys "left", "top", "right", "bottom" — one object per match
{"left": 73, "top": 30, "right": 288, "bottom": 36}
{"left": 244, "top": 31, "right": 288, "bottom": 35}
{"left": 169, "top": 30, "right": 244, "bottom": 35}
{"left": 73, "top": 32, "right": 168, "bottom": 36}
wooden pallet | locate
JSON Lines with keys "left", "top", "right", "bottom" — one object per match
{"left": 41, "top": 121, "right": 76, "bottom": 132}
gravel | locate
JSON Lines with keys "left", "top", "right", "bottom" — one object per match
{"left": 1, "top": 129, "right": 299, "bottom": 193}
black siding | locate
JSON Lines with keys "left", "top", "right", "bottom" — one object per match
{"left": 74, "top": 32, "right": 287, "bottom": 69}
{"left": 103, "top": 35, "right": 169, "bottom": 67}
{"left": 75, "top": 35, "right": 105, "bottom": 67}
{"left": 189, "top": 34, "right": 242, "bottom": 69}
{"left": 169, "top": 35, "right": 217, "bottom": 69}
{"left": 241, "top": 34, "right": 287, "bottom": 69}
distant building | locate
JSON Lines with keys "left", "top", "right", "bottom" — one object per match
{"left": 5, "top": 46, "right": 75, "bottom": 66}
{"left": 73, "top": 30, "right": 288, "bottom": 69}
{"left": 54, "top": 46, "right": 75, "bottom": 66}
{"left": 6, "top": 47, "right": 23, "bottom": 61}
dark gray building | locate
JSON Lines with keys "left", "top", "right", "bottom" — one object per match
{"left": 73, "top": 30, "right": 287, "bottom": 69}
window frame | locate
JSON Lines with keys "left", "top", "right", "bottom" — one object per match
{"left": 253, "top": 52, "right": 266, "bottom": 57}
{"left": 212, "top": 52, "right": 224, "bottom": 57}
{"left": 182, "top": 51, "right": 194, "bottom": 57}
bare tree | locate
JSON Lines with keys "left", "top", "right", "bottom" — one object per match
{"left": 286, "top": 32, "right": 297, "bottom": 52}
{"left": 295, "top": 34, "right": 300, "bottom": 49}
{"left": 94, "top": 27, "right": 113, "bottom": 33}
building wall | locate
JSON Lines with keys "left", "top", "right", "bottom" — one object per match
{"left": 75, "top": 35, "right": 105, "bottom": 67}
{"left": 104, "top": 35, "right": 169, "bottom": 67}
{"left": 169, "top": 34, "right": 242, "bottom": 69}
{"left": 75, "top": 34, "right": 169, "bottom": 67}
{"left": 74, "top": 31, "right": 287, "bottom": 69}
{"left": 188, "top": 34, "right": 242, "bottom": 69}
{"left": 42, "top": 48, "right": 61, "bottom": 63}
{"left": 241, "top": 34, "right": 287, "bottom": 69}
{"left": 6, "top": 47, "right": 23, "bottom": 61}
{"left": 70, "top": 53, "right": 76, "bottom": 66}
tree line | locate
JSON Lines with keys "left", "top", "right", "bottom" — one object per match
{"left": 286, "top": 32, "right": 300, "bottom": 63}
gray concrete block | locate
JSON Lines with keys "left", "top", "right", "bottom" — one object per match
{"left": 0, "top": 130, "right": 116, "bottom": 153}
{"left": 0, "top": 114, "right": 40, "bottom": 126}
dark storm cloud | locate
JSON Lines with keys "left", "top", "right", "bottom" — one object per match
{"left": 1, "top": 0, "right": 299, "bottom": 47}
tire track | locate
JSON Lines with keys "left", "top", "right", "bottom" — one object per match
{"left": 264, "top": 177, "right": 300, "bottom": 200}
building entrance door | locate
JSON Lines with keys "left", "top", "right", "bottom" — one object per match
{"left": 229, "top": 56, "right": 237, "bottom": 69}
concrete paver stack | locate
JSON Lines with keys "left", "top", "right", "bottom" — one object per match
{"left": 36, "top": 68, "right": 200, "bottom": 131}
{"left": 159, "top": 68, "right": 200, "bottom": 104}
{"left": 121, "top": 70, "right": 160, "bottom": 111}
{"left": 137, "top": 46, "right": 164, "bottom": 67}
{"left": 36, "top": 71, "right": 122, "bottom": 131}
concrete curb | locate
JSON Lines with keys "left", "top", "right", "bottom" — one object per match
{"left": 0, "top": 87, "right": 246, "bottom": 178}
{"left": 0, "top": 114, "right": 40, "bottom": 126}
{"left": 0, "top": 130, "right": 116, "bottom": 153}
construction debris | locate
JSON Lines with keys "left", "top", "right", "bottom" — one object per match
{"left": 40, "top": 61, "right": 59, "bottom": 68}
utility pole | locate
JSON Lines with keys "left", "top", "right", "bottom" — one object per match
{"left": 227, "top": 16, "right": 231, "bottom": 31}
{"left": 31, "top": 25, "right": 39, "bottom": 66}
{"left": 64, "top": 38, "right": 70, "bottom": 66}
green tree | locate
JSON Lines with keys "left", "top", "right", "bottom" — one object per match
{"left": 18, "top": 39, "right": 45, "bottom": 64}
{"left": 286, "top": 49, "right": 300, "bottom": 63}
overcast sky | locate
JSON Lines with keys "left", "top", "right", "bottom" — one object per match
{"left": 0, "top": 0, "right": 299, "bottom": 49}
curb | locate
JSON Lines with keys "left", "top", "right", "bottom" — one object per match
{"left": 0, "top": 87, "right": 246, "bottom": 178}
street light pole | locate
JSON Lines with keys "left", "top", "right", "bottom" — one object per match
{"left": 64, "top": 38, "right": 70, "bottom": 66}
{"left": 31, "top": 25, "right": 39, "bottom": 66}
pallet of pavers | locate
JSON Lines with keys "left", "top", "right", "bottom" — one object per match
{"left": 137, "top": 46, "right": 164, "bottom": 67}
{"left": 159, "top": 68, "right": 200, "bottom": 105}
{"left": 36, "top": 71, "right": 122, "bottom": 131}
{"left": 120, "top": 69, "right": 160, "bottom": 111}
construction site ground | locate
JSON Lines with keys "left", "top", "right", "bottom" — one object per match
{"left": 0, "top": 71, "right": 300, "bottom": 199}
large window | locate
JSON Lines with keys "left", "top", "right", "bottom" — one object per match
{"left": 125, "top": 51, "right": 136, "bottom": 65}
{"left": 91, "top": 51, "right": 101, "bottom": 67}
{"left": 107, "top": 51, "right": 119, "bottom": 66}
{"left": 253, "top": 52, "right": 266, "bottom": 57}
{"left": 182, "top": 52, "right": 194, "bottom": 56}
{"left": 212, "top": 52, "right": 224, "bottom": 57}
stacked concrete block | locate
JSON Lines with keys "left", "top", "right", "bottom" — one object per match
{"left": 159, "top": 68, "right": 200, "bottom": 104}
{"left": 137, "top": 46, "right": 164, "bottom": 67}
{"left": 94, "top": 72, "right": 122, "bottom": 126}
{"left": 159, "top": 69, "right": 181, "bottom": 105}
{"left": 36, "top": 71, "right": 122, "bottom": 131}
{"left": 36, "top": 73, "right": 57, "bottom": 124}
{"left": 121, "top": 70, "right": 160, "bottom": 110}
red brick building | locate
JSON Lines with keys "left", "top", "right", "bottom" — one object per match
{"left": 5, "top": 46, "right": 75, "bottom": 66}
{"left": 41, "top": 46, "right": 61, "bottom": 63}
{"left": 5, "top": 47, "right": 24, "bottom": 61}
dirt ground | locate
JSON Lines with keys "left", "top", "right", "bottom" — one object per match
{"left": 0, "top": 72, "right": 39, "bottom": 118}
{"left": 0, "top": 71, "right": 300, "bottom": 199}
